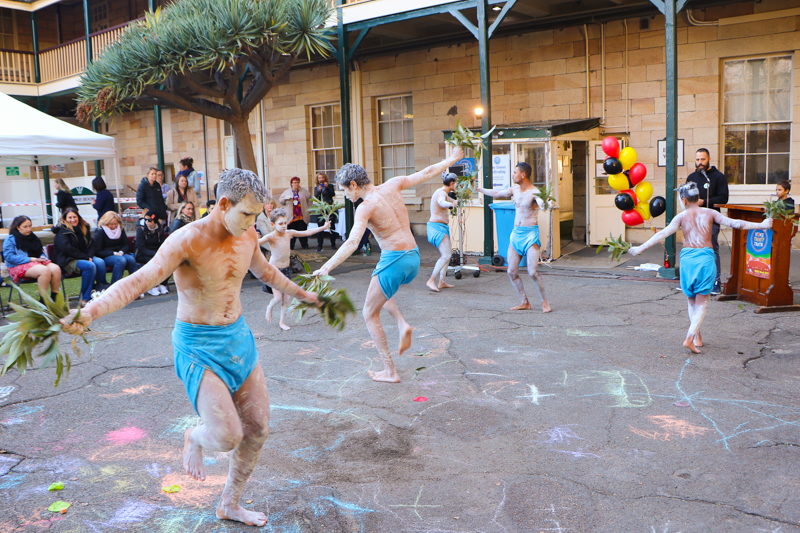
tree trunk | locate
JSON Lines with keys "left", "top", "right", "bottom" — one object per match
{"left": 230, "top": 118, "right": 258, "bottom": 172}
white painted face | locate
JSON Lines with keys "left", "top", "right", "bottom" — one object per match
{"left": 512, "top": 166, "right": 526, "bottom": 184}
{"left": 220, "top": 192, "right": 262, "bottom": 237}
{"left": 340, "top": 182, "right": 360, "bottom": 203}
{"left": 274, "top": 217, "right": 288, "bottom": 233}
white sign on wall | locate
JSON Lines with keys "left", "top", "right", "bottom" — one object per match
{"left": 657, "top": 139, "right": 685, "bottom": 167}
{"left": 50, "top": 165, "right": 66, "bottom": 173}
{"left": 492, "top": 154, "right": 510, "bottom": 189}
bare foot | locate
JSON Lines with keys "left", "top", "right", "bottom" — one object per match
{"left": 265, "top": 306, "right": 273, "bottom": 323}
{"left": 694, "top": 332, "right": 703, "bottom": 347}
{"left": 510, "top": 302, "right": 531, "bottom": 311}
{"left": 279, "top": 322, "right": 291, "bottom": 331}
{"left": 216, "top": 501, "right": 267, "bottom": 527}
{"left": 426, "top": 278, "right": 440, "bottom": 292}
{"left": 398, "top": 322, "right": 413, "bottom": 355}
{"left": 683, "top": 338, "right": 701, "bottom": 354}
{"left": 368, "top": 368, "right": 401, "bottom": 383}
{"left": 438, "top": 280, "right": 455, "bottom": 289}
{"left": 542, "top": 301, "right": 552, "bottom": 313}
{"left": 183, "top": 428, "right": 206, "bottom": 481}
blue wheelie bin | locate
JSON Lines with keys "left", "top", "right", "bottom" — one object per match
{"left": 489, "top": 202, "right": 527, "bottom": 267}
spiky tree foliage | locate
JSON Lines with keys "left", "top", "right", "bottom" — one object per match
{"left": 77, "top": 0, "right": 333, "bottom": 171}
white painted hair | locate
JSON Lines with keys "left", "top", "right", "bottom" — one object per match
{"left": 335, "top": 163, "right": 371, "bottom": 188}
{"left": 217, "top": 168, "right": 269, "bottom": 205}
{"left": 677, "top": 182, "right": 700, "bottom": 202}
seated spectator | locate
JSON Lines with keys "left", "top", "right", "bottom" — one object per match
{"left": 92, "top": 176, "right": 116, "bottom": 221}
{"left": 201, "top": 199, "right": 216, "bottom": 218}
{"left": 94, "top": 211, "right": 139, "bottom": 289}
{"left": 3, "top": 215, "right": 61, "bottom": 301}
{"left": 52, "top": 208, "right": 107, "bottom": 307}
{"left": 168, "top": 201, "right": 196, "bottom": 234}
{"left": 135, "top": 213, "right": 169, "bottom": 296}
{"left": 166, "top": 174, "right": 199, "bottom": 223}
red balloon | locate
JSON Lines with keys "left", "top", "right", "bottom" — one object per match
{"left": 629, "top": 163, "right": 647, "bottom": 186}
{"left": 622, "top": 209, "right": 644, "bottom": 226}
{"left": 602, "top": 137, "right": 620, "bottom": 158}
{"left": 621, "top": 189, "right": 638, "bottom": 205}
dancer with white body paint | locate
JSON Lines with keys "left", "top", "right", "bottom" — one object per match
{"left": 314, "top": 147, "right": 464, "bottom": 383}
{"left": 629, "top": 182, "right": 772, "bottom": 353}
{"left": 61, "top": 169, "right": 319, "bottom": 527}
{"left": 477, "top": 162, "right": 552, "bottom": 313}
{"left": 426, "top": 173, "right": 458, "bottom": 292}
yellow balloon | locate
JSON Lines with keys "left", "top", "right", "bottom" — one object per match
{"left": 634, "top": 181, "right": 653, "bottom": 202}
{"left": 635, "top": 202, "right": 651, "bottom": 220}
{"left": 608, "top": 173, "right": 628, "bottom": 191}
{"left": 619, "top": 147, "right": 638, "bottom": 171}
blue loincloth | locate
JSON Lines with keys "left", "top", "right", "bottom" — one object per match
{"left": 172, "top": 315, "right": 259, "bottom": 414}
{"left": 510, "top": 225, "right": 541, "bottom": 257}
{"left": 679, "top": 247, "right": 716, "bottom": 298}
{"left": 372, "top": 247, "right": 420, "bottom": 300}
{"left": 426, "top": 222, "right": 450, "bottom": 249}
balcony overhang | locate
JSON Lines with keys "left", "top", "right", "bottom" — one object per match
{"left": 0, "top": 0, "right": 65, "bottom": 12}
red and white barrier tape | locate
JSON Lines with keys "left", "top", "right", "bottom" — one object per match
{"left": 1, "top": 198, "right": 137, "bottom": 207}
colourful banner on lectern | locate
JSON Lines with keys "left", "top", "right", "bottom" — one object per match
{"left": 745, "top": 228, "right": 772, "bottom": 279}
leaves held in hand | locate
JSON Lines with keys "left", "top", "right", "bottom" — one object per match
{"left": 309, "top": 196, "right": 344, "bottom": 224}
{"left": 596, "top": 233, "right": 631, "bottom": 262}
{"left": 290, "top": 266, "right": 356, "bottom": 331}
{"left": 534, "top": 183, "right": 557, "bottom": 211}
{"left": 444, "top": 119, "right": 497, "bottom": 208}
{"left": 0, "top": 287, "right": 90, "bottom": 387}
{"left": 763, "top": 199, "right": 798, "bottom": 226}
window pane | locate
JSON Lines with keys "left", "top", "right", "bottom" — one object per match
{"left": 382, "top": 146, "right": 394, "bottom": 167}
{"left": 745, "top": 154, "right": 767, "bottom": 184}
{"left": 768, "top": 154, "right": 790, "bottom": 184}
{"left": 395, "top": 145, "right": 406, "bottom": 167}
{"left": 406, "top": 145, "right": 415, "bottom": 170}
{"left": 746, "top": 124, "right": 767, "bottom": 154}
{"left": 312, "top": 128, "right": 323, "bottom": 149}
{"left": 323, "top": 127, "right": 333, "bottom": 148}
{"left": 404, "top": 96, "right": 413, "bottom": 119}
{"left": 724, "top": 60, "right": 744, "bottom": 93}
{"left": 724, "top": 126, "right": 745, "bottom": 154}
{"left": 768, "top": 89, "right": 791, "bottom": 121}
{"left": 403, "top": 120, "right": 414, "bottom": 143}
{"left": 770, "top": 56, "right": 792, "bottom": 90}
{"left": 382, "top": 169, "right": 394, "bottom": 181}
{"left": 379, "top": 122, "right": 391, "bottom": 144}
{"left": 746, "top": 91, "right": 767, "bottom": 122}
{"left": 392, "top": 122, "right": 403, "bottom": 144}
{"left": 378, "top": 99, "right": 389, "bottom": 119}
{"left": 333, "top": 126, "right": 341, "bottom": 148}
{"left": 315, "top": 152, "right": 327, "bottom": 172}
{"left": 322, "top": 105, "right": 333, "bottom": 127}
{"left": 332, "top": 105, "right": 341, "bottom": 126}
{"left": 725, "top": 155, "right": 744, "bottom": 185}
{"left": 335, "top": 149, "right": 343, "bottom": 169}
{"left": 768, "top": 123, "right": 791, "bottom": 153}
{"left": 311, "top": 107, "right": 322, "bottom": 128}
{"left": 324, "top": 150, "right": 336, "bottom": 171}
{"left": 745, "top": 58, "right": 767, "bottom": 91}
{"left": 724, "top": 93, "right": 745, "bottom": 123}
{"left": 390, "top": 97, "right": 402, "bottom": 120}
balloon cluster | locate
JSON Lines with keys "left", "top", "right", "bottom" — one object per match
{"left": 601, "top": 137, "right": 667, "bottom": 226}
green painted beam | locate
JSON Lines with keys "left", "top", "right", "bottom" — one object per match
{"left": 659, "top": 0, "right": 678, "bottom": 279}
{"left": 82, "top": 0, "right": 92, "bottom": 63}
{"left": 30, "top": 12, "right": 40, "bottom": 84}
{"left": 148, "top": 0, "right": 165, "bottom": 175}
{"left": 346, "top": 27, "right": 371, "bottom": 63}
{"left": 488, "top": 0, "right": 518, "bottom": 38}
{"left": 477, "top": 0, "right": 493, "bottom": 259}
{"left": 42, "top": 165, "right": 53, "bottom": 224}
{"left": 337, "top": 4, "right": 355, "bottom": 235}
{"left": 449, "top": 9, "right": 479, "bottom": 40}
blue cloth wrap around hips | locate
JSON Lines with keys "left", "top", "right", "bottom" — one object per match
{"left": 372, "top": 247, "right": 420, "bottom": 300}
{"left": 679, "top": 247, "right": 717, "bottom": 298}
{"left": 510, "top": 225, "right": 541, "bottom": 257}
{"left": 427, "top": 222, "right": 450, "bottom": 249}
{"left": 172, "top": 315, "right": 259, "bottom": 414}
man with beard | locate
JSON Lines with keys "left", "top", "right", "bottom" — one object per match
{"left": 685, "top": 148, "right": 729, "bottom": 295}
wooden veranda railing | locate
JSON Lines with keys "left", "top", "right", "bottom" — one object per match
{"left": 0, "top": 49, "right": 35, "bottom": 84}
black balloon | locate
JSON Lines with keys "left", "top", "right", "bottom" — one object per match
{"left": 603, "top": 157, "right": 623, "bottom": 175}
{"left": 650, "top": 196, "right": 667, "bottom": 218}
{"left": 615, "top": 192, "right": 635, "bottom": 211}
{"left": 623, "top": 170, "right": 632, "bottom": 189}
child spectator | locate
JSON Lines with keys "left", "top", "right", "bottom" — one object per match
{"left": 776, "top": 180, "right": 794, "bottom": 208}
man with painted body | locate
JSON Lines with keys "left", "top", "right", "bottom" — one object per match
{"left": 629, "top": 182, "right": 771, "bottom": 354}
{"left": 61, "top": 169, "right": 318, "bottom": 527}
{"left": 314, "top": 147, "right": 464, "bottom": 383}
{"left": 426, "top": 173, "right": 458, "bottom": 292}
{"left": 477, "top": 162, "right": 552, "bottom": 313}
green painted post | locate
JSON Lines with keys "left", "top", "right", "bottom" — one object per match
{"left": 477, "top": 0, "right": 494, "bottom": 259}
{"left": 337, "top": 4, "right": 355, "bottom": 235}
{"left": 30, "top": 12, "right": 40, "bottom": 83}
{"left": 42, "top": 166, "right": 53, "bottom": 224}
{"left": 147, "top": 0, "right": 165, "bottom": 175}
{"left": 83, "top": 0, "right": 102, "bottom": 178}
{"left": 659, "top": 0, "right": 678, "bottom": 279}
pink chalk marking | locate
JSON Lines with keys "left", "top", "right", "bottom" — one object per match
{"left": 106, "top": 426, "right": 146, "bottom": 445}
{"left": 413, "top": 397, "right": 428, "bottom": 402}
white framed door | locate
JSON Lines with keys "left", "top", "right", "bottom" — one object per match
{"left": 588, "top": 140, "right": 626, "bottom": 245}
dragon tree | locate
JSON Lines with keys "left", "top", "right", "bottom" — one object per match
{"left": 77, "top": 0, "right": 333, "bottom": 171}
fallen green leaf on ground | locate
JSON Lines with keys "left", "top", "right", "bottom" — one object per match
{"left": 48, "top": 482, "right": 64, "bottom": 491}
{"left": 48, "top": 501, "right": 70, "bottom": 513}
{"left": 161, "top": 485, "right": 181, "bottom": 493}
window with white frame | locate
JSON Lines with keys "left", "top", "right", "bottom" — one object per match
{"left": 722, "top": 55, "right": 792, "bottom": 185}
{"left": 0, "top": 9, "right": 16, "bottom": 49}
{"left": 310, "top": 104, "right": 342, "bottom": 181}
{"left": 377, "top": 95, "right": 414, "bottom": 182}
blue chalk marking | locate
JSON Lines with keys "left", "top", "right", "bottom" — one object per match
{"left": 319, "top": 496, "right": 376, "bottom": 514}
{"left": 0, "top": 473, "right": 25, "bottom": 489}
{"left": 203, "top": 457, "right": 216, "bottom": 465}
{"left": 272, "top": 404, "right": 332, "bottom": 414}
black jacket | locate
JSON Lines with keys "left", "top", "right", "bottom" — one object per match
{"left": 51, "top": 223, "right": 96, "bottom": 267}
{"left": 136, "top": 177, "right": 168, "bottom": 221}
{"left": 686, "top": 166, "right": 729, "bottom": 212}
{"left": 134, "top": 221, "right": 165, "bottom": 264}
{"left": 56, "top": 190, "right": 77, "bottom": 212}
{"left": 93, "top": 189, "right": 116, "bottom": 219}
{"left": 93, "top": 227, "right": 130, "bottom": 258}
{"left": 313, "top": 183, "right": 338, "bottom": 224}
{"left": 168, "top": 218, "right": 187, "bottom": 234}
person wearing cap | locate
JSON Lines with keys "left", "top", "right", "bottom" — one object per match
{"left": 426, "top": 173, "right": 458, "bottom": 292}
{"left": 135, "top": 213, "right": 169, "bottom": 296}
{"left": 278, "top": 176, "right": 312, "bottom": 250}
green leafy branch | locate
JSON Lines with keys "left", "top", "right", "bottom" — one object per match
{"left": 596, "top": 233, "right": 631, "bottom": 262}
{"left": 309, "top": 196, "right": 344, "bottom": 224}
{"left": 0, "top": 288, "right": 90, "bottom": 387}
{"left": 445, "top": 119, "right": 496, "bottom": 209}
{"left": 763, "top": 199, "right": 798, "bottom": 226}
{"left": 289, "top": 263, "right": 355, "bottom": 331}
{"left": 534, "top": 183, "right": 557, "bottom": 211}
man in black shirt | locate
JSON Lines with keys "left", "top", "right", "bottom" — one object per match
{"left": 685, "top": 148, "right": 729, "bottom": 295}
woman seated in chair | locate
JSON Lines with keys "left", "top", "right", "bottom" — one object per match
{"left": 167, "top": 201, "right": 196, "bottom": 234}
{"left": 136, "top": 213, "right": 169, "bottom": 296}
{"left": 94, "top": 211, "right": 139, "bottom": 286}
{"left": 2, "top": 215, "right": 61, "bottom": 301}
{"left": 52, "top": 208, "right": 107, "bottom": 307}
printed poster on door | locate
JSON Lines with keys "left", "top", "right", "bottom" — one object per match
{"left": 745, "top": 228, "right": 772, "bottom": 279}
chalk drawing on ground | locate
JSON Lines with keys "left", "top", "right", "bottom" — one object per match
{"left": 575, "top": 370, "right": 653, "bottom": 408}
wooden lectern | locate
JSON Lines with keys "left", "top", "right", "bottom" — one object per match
{"left": 717, "top": 204, "right": 799, "bottom": 313}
